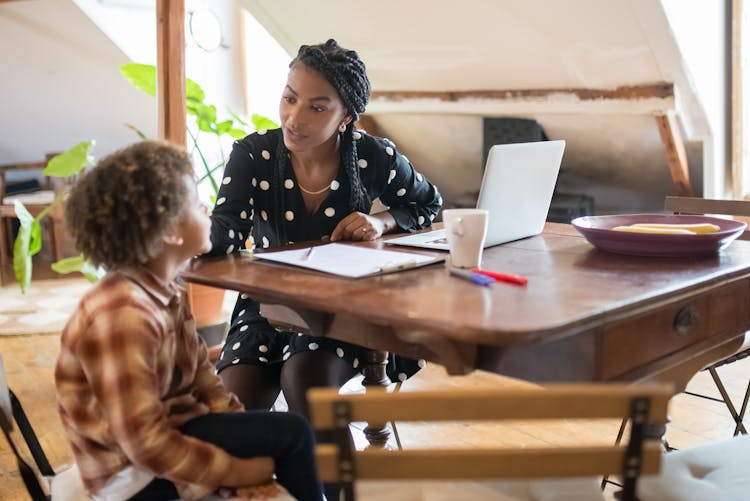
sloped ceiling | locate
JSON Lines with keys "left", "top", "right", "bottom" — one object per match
{"left": 238, "top": 0, "right": 711, "bottom": 213}
{"left": 0, "top": 0, "right": 156, "bottom": 166}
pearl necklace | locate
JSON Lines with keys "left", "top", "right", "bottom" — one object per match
{"left": 298, "top": 182, "right": 331, "bottom": 196}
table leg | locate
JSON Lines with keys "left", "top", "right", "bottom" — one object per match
{"left": 361, "top": 349, "right": 391, "bottom": 447}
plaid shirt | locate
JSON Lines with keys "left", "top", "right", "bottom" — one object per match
{"left": 55, "top": 268, "right": 243, "bottom": 500}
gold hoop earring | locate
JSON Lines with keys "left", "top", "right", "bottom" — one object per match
{"left": 338, "top": 123, "right": 347, "bottom": 133}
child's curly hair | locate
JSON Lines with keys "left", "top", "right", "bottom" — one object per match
{"left": 65, "top": 140, "right": 194, "bottom": 269}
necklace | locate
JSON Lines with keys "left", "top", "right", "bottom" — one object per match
{"left": 297, "top": 181, "right": 332, "bottom": 196}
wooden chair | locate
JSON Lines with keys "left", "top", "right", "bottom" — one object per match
{"left": 0, "top": 156, "right": 75, "bottom": 284}
{"left": 309, "top": 383, "right": 672, "bottom": 501}
{"left": 665, "top": 195, "right": 750, "bottom": 436}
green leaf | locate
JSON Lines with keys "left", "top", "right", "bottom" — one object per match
{"left": 51, "top": 255, "right": 104, "bottom": 283}
{"left": 186, "top": 77, "right": 205, "bottom": 104}
{"left": 50, "top": 255, "right": 86, "bottom": 274}
{"left": 120, "top": 63, "right": 157, "bottom": 97}
{"left": 43, "top": 141, "right": 95, "bottom": 177}
{"left": 216, "top": 120, "right": 233, "bottom": 135}
{"left": 195, "top": 103, "right": 218, "bottom": 133}
{"left": 12, "top": 201, "right": 36, "bottom": 293}
{"left": 251, "top": 114, "right": 279, "bottom": 131}
{"left": 228, "top": 128, "right": 247, "bottom": 139}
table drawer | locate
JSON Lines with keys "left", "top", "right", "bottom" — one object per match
{"left": 600, "top": 279, "right": 750, "bottom": 379}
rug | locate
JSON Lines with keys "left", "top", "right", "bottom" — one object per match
{"left": 0, "top": 277, "right": 93, "bottom": 335}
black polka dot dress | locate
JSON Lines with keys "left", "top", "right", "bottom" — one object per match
{"left": 210, "top": 128, "right": 442, "bottom": 381}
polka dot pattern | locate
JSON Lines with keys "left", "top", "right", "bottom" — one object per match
{"left": 212, "top": 129, "right": 440, "bottom": 382}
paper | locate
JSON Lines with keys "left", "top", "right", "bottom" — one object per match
{"left": 253, "top": 243, "right": 442, "bottom": 278}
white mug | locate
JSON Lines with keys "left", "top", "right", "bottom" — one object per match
{"left": 442, "top": 209, "right": 489, "bottom": 268}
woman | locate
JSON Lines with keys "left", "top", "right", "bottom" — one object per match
{"left": 209, "top": 39, "right": 442, "bottom": 416}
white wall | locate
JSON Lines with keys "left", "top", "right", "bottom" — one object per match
{"left": 660, "top": 0, "right": 729, "bottom": 197}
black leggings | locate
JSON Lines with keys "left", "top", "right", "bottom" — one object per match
{"left": 128, "top": 411, "right": 322, "bottom": 501}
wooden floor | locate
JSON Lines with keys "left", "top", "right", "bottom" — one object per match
{"left": 2, "top": 328, "right": 749, "bottom": 499}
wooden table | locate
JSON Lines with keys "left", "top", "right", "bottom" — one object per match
{"left": 183, "top": 222, "right": 750, "bottom": 424}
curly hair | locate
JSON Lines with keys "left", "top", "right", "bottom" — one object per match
{"left": 65, "top": 140, "right": 193, "bottom": 269}
{"left": 271, "top": 39, "right": 372, "bottom": 244}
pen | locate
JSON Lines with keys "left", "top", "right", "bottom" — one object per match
{"left": 301, "top": 247, "right": 315, "bottom": 261}
{"left": 449, "top": 267, "right": 495, "bottom": 287}
{"left": 471, "top": 268, "right": 528, "bottom": 286}
{"left": 379, "top": 260, "right": 418, "bottom": 273}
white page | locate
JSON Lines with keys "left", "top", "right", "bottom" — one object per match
{"left": 253, "top": 243, "right": 440, "bottom": 278}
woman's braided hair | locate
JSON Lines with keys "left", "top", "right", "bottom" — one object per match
{"left": 271, "top": 39, "right": 372, "bottom": 244}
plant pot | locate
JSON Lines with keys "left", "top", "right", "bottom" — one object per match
{"left": 186, "top": 282, "right": 226, "bottom": 328}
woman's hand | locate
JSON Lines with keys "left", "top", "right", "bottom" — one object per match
{"left": 331, "top": 212, "right": 395, "bottom": 241}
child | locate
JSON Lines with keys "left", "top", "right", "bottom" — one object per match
{"left": 55, "top": 140, "right": 322, "bottom": 500}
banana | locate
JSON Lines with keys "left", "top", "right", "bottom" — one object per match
{"left": 612, "top": 225, "right": 696, "bottom": 235}
{"left": 630, "top": 223, "right": 720, "bottom": 234}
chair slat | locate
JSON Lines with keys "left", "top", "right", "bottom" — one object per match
{"left": 309, "top": 384, "right": 672, "bottom": 429}
{"left": 665, "top": 196, "right": 750, "bottom": 217}
{"left": 318, "top": 444, "right": 662, "bottom": 481}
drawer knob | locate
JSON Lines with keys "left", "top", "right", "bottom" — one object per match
{"left": 674, "top": 305, "right": 698, "bottom": 334}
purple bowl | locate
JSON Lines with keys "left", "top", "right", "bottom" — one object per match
{"left": 571, "top": 213, "right": 747, "bottom": 257}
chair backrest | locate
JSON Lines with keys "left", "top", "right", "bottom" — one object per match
{"left": 665, "top": 196, "right": 750, "bottom": 240}
{"left": 309, "top": 383, "right": 672, "bottom": 501}
{"left": 0, "top": 354, "right": 55, "bottom": 500}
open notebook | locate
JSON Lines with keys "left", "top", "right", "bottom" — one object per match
{"left": 252, "top": 243, "right": 443, "bottom": 278}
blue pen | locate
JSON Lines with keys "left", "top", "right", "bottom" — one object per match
{"left": 449, "top": 267, "right": 495, "bottom": 286}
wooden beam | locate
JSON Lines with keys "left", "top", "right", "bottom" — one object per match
{"left": 366, "top": 83, "right": 675, "bottom": 116}
{"left": 655, "top": 112, "right": 693, "bottom": 197}
{"left": 156, "top": 0, "right": 186, "bottom": 146}
{"left": 370, "top": 83, "right": 674, "bottom": 103}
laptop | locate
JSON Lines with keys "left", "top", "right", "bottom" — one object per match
{"left": 386, "top": 140, "right": 565, "bottom": 250}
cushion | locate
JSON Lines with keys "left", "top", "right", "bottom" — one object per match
{"left": 354, "top": 477, "right": 605, "bottom": 501}
{"left": 638, "top": 435, "right": 750, "bottom": 501}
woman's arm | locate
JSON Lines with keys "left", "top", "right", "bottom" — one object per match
{"left": 207, "top": 137, "right": 258, "bottom": 256}
{"left": 375, "top": 137, "right": 442, "bottom": 233}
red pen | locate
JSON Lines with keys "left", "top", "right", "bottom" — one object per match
{"left": 471, "top": 268, "right": 528, "bottom": 286}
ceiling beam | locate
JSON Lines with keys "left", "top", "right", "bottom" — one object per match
{"left": 156, "top": 0, "right": 186, "bottom": 146}
{"left": 366, "top": 83, "right": 675, "bottom": 116}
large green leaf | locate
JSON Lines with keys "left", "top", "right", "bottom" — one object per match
{"left": 186, "top": 77, "right": 205, "bottom": 104}
{"left": 51, "top": 255, "right": 104, "bottom": 283}
{"left": 228, "top": 128, "right": 247, "bottom": 139}
{"left": 12, "top": 201, "right": 39, "bottom": 293}
{"left": 195, "top": 103, "right": 218, "bottom": 133}
{"left": 120, "top": 63, "right": 157, "bottom": 97}
{"left": 44, "top": 141, "right": 95, "bottom": 177}
{"left": 251, "top": 114, "right": 279, "bottom": 131}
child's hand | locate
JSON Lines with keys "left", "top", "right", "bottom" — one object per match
{"left": 235, "top": 482, "right": 282, "bottom": 499}
{"left": 222, "top": 456, "right": 275, "bottom": 487}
